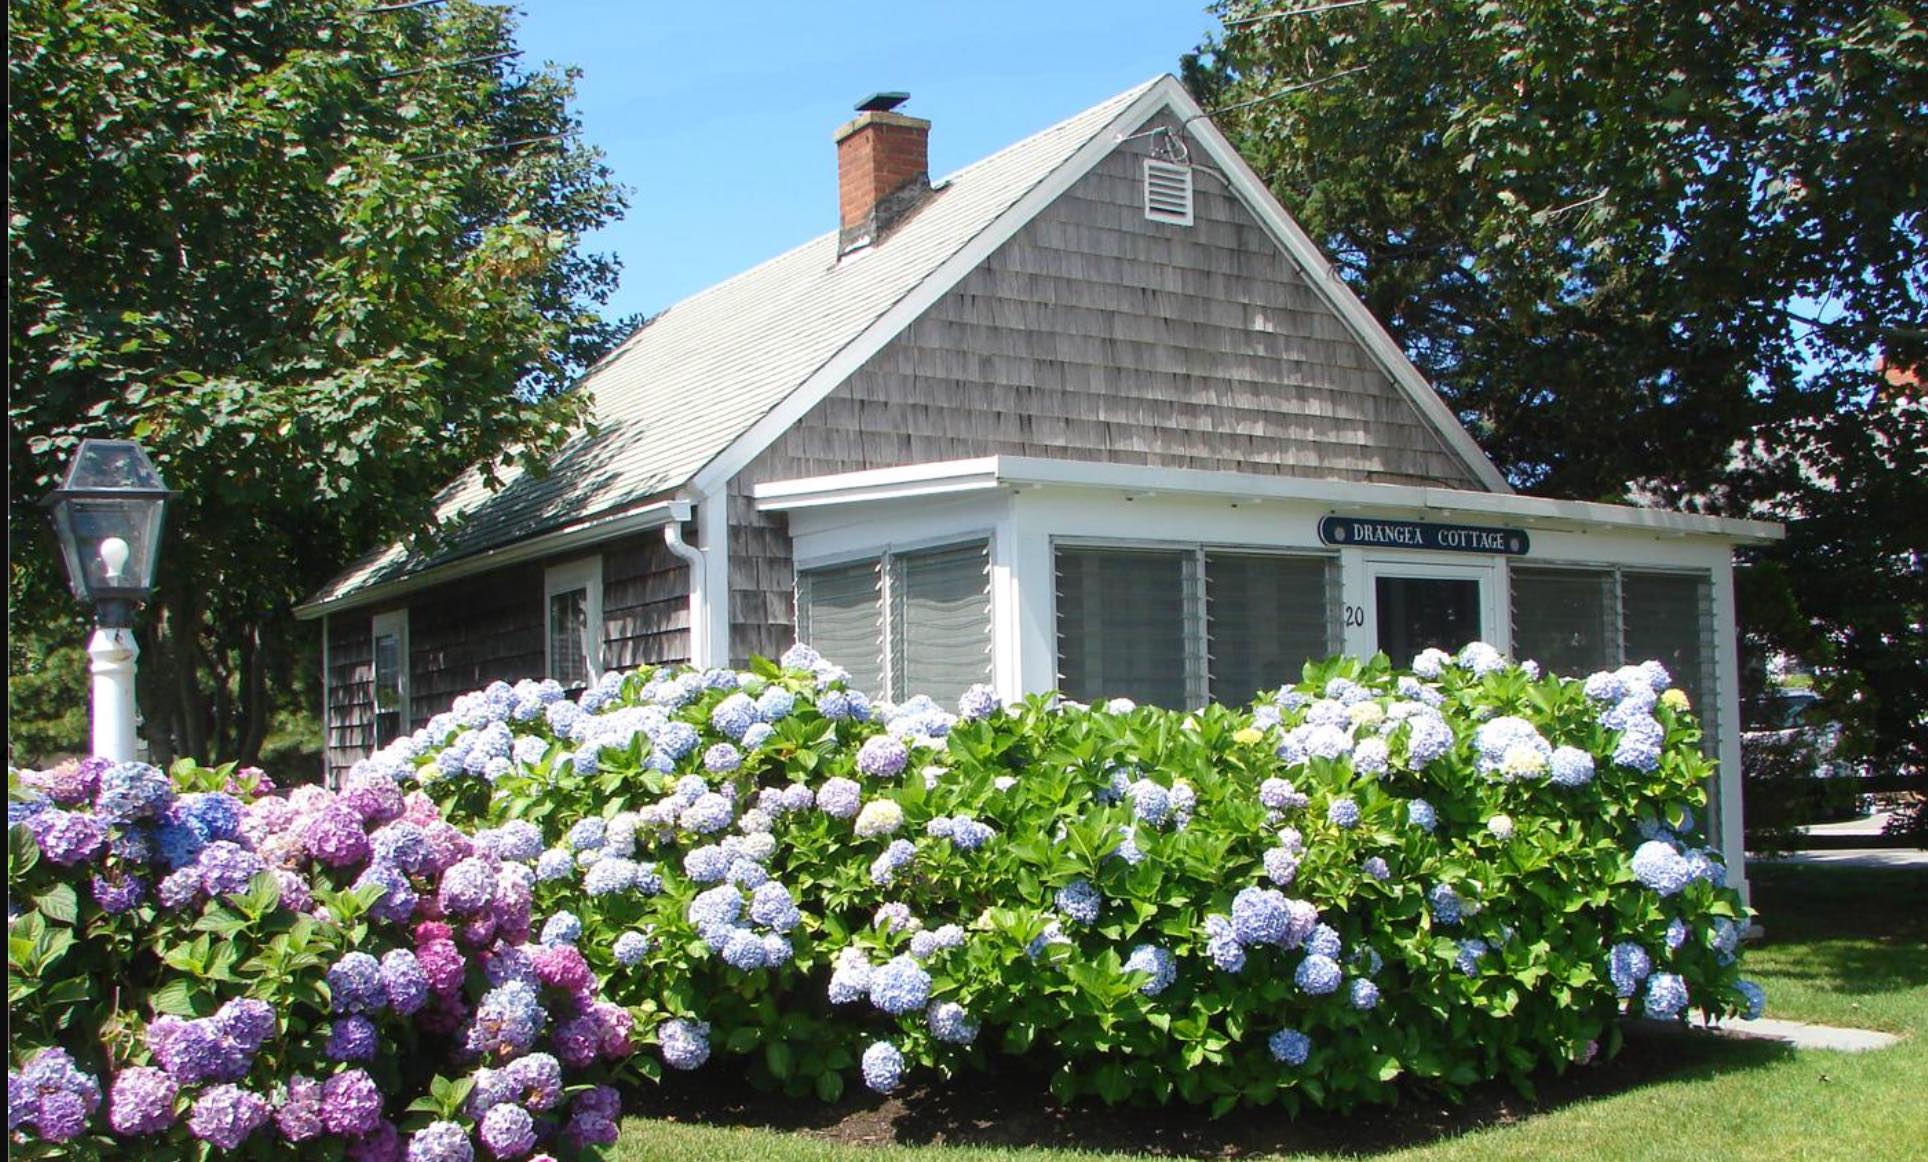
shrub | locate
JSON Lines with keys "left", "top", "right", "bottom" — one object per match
{"left": 6, "top": 758, "right": 628, "bottom": 1159}
{"left": 364, "top": 644, "right": 1765, "bottom": 1114}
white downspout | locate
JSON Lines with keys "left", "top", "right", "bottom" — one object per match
{"left": 661, "top": 500, "right": 708, "bottom": 666}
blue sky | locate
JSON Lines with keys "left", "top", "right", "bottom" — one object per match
{"left": 512, "top": 1, "right": 1222, "bottom": 323}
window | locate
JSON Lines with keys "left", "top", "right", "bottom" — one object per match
{"left": 371, "top": 609, "right": 408, "bottom": 747}
{"left": 1142, "top": 158, "right": 1194, "bottom": 226}
{"left": 545, "top": 558, "right": 603, "bottom": 690}
{"left": 797, "top": 540, "right": 991, "bottom": 704}
{"left": 1056, "top": 545, "right": 1336, "bottom": 709}
{"left": 1509, "top": 563, "right": 1717, "bottom": 753}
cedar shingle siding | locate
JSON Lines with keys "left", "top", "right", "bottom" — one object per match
{"left": 727, "top": 114, "right": 1483, "bottom": 664}
{"left": 323, "top": 533, "right": 691, "bottom": 775}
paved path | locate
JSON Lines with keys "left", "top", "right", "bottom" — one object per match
{"left": 1631, "top": 1016, "right": 1902, "bottom": 1053}
{"left": 1750, "top": 848, "right": 1928, "bottom": 869}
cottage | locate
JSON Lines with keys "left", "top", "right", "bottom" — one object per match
{"left": 297, "top": 76, "right": 1780, "bottom": 887}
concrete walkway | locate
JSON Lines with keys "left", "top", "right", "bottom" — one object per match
{"left": 1751, "top": 848, "right": 1928, "bottom": 869}
{"left": 1631, "top": 1016, "right": 1902, "bottom": 1053}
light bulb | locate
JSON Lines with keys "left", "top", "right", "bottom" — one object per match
{"left": 99, "top": 536, "right": 131, "bottom": 581}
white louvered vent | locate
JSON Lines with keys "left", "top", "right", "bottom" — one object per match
{"left": 1142, "top": 158, "right": 1194, "bottom": 226}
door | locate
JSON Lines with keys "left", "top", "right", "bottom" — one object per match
{"left": 1364, "top": 561, "right": 1497, "bottom": 663}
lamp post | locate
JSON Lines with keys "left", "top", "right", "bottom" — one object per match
{"left": 42, "top": 439, "right": 176, "bottom": 762}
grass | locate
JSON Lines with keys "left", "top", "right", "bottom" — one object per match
{"left": 609, "top": 863, "right": 1928, "bottom": 1161}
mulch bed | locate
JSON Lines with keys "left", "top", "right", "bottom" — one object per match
{"left": 625, "top": 1022, "right": 1792, "bottom": 1157}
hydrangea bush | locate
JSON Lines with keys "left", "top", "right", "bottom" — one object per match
{"left": 354, "top": 643, "right": 1764, "bottom": 1114}
{"left": 7, "top": 758, "right": 629, "bottom": 1159}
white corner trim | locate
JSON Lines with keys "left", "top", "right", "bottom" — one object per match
{"left": 1167, "top": 83, "right": 1516, "bottom": 496}
{"left": 698, "top": 490, "right": 730, "bottom": 667}
{"left": 687, "top": 80, "right": 1175, "bottom": 497}
{"left": 751, "top": 455, "right": 1784, "bottom": 543}
{"left": 293, "top": 500, "right": 682, "bottom": 621}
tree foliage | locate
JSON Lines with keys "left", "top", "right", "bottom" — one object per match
{"left": 7, "top": 0, "right": 628, "bottom": 765}
{"left": 1188, "top": 1, "right": 1925, "bottom": 788}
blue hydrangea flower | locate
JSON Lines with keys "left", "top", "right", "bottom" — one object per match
{"left": 1128, "top": 779, "right": 1171, "bottom": 827}
{"left": 1306, "top": 924, "right": 1342, "bottom": 959}
{"left": 535, "top": 848, "right": 574, "bottom": 882}
{"left": 1123, "top": 944, "right": 1177, "bottom": 997}
{"left": 869, "top": 839, "right": 917, "bottom": 886}
{"left": 749, "top": 882, "right": 800, "bottom": 932}
{"left": 856, "top": 735, "right": 910, "bottom": 779}
{"left": 949, "top": 815, "right": 995, "bottom": 851}
{"left": 465, "top": 981, "right": 546, "bottom": 1058}
{"left": 1361, "top": 856, "right": 1391, "bottom": 882}
{"left": 1736, "top": 980, "right": 1767, "bottom": 1021}
{"left": 926, "top": 1001, "right": 979, "bottom": 1045}
{"left": 828, "top": 950, "right": 873, "bottom": 1004}
{"left": 1612, "top": 715, "right": 1665, "bottom": 772}
{"left": 1259, "top": 778, "right": 1306, "bottom": 812}
{"left": 1348, "top": 977, "right": 1380, "bottom": 1010}
{"left": 585, "top": 857, "right": 640, "bottom": 896}
{"left": 1230, "top": 886, "right": 1291, "bottom": 945}
{"left": 1473, "top": 716, "right": 1553, "bottom": 778}
{"left": 860, "top": 1041, "right": 905, "bottom": 1094}
{"left": 684, "top": 845, "right": 731, "bottom": 884}
{"left": 1055, "top": 879, "right": 1102, "bottom": 925}
{"left": 680, "top": 792, "right": 734, "bottom": 835}
{"left": 703, "top": 743, "right": 742, "bottom": 773}
{"left": 1326, "top": 797, "right": 1361, "bottom": 829}
{"left": 816, "top": 778, "right": 862, "bottom": 819}
{"left": 1406, "top": 714, "right": 1455, "bottom": 766}
{"left": 1665, "top": 916, "right": 1690, "bottom": 951}
{"left": 1264, "top": 847, "right": 1300, "bottom": 886}
{"left": 1428, "top": 883, "right": 1463, "bottom": 926}
{"left": 327, "top": 952, "right": 387, "bottom": 1015}
{"left": 614, "top": 931, "right": 652, "bottom": 967}
{"left": 868, "top": 955, "right": 932, "bottom": 1014}
{"left": 1352, "top": 737, "right": 1391, "bottom": 775}
{"left": 720, "top": 927, "right": 769, "bottom": 970}
{"left": 1643, "top": 971, "right": 1690, "bottom": 1019}
{"left": 1294, "top": 954, "right": 1342, "bottom": 995}
{"left": 1549, "top": 746, "right": 1596, "bottom": 787}
{"left": 93, "top": 762, "right": 174, "bottom": 824}
{"left": 1631, "top": 841, "right": 1694, "bottom": 896}
{"left": 1408, "top": 799, "right": 1438, "bottom": 833}
{"left": 1456, "top": 938, "right": 1490, "bottom": 977}
{"left": 540, "top": 911, "right": 583, "bottom": 946}
{"left": 710, "top": 693, "right": 759, "bottom": 739}
{"left": 1609, "top": 942, "right": 1652, "bottom": 997}
{"left": 1268, "top": 1028, "right": 1312, "bottom": 1066}
{"left": 658, "top": 1018, "right": 710, "bottom": 1070}
{"left": 957, "top": 684, "right": 1000, "bottom": 720}
{"left": 687, "top": 885, "right": 743, "bottom": 931}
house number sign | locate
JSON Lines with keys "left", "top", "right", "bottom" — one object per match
{"left": 1318, "top": 516, "right": 1530, "bottom": 556}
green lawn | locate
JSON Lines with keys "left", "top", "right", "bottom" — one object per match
{"left": 611, "top": 863, "right": 1928, "bottom": 1162}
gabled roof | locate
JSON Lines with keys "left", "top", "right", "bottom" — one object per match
{"left": 300, "top": 75, "right": 1507, "bottom": 618}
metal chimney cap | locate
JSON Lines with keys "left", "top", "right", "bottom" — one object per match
{"left": 855, "top": 91, "right": 910, "bottom": 113}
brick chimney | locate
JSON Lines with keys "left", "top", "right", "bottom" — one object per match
{"left": 835, "top": 93, "right": 931, "bottom": 254}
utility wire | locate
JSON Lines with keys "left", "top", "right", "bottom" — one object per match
{"left": 405, "top": 131, "right": 573, "bottom": 164}
{"left": 1224, "top": 0, "right": 1385, "bottom": 28}
{"left": 1191, "top": 65, "right": 1370, "bottom": 119}
{"left": 378, "top": 48, "right": 518, "bottom": 80}
{"left": 357, "top": 0, "right": 448, "bottom": 13}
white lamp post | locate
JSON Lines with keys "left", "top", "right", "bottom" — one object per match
{"left": 42, "top": 439, "right": 176, "bottom": 762}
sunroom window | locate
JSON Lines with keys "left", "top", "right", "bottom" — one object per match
{"left": 796, "top": 540, "right": 991, "bottom": 704}
{"left": 1054, "top": 544, "right": 1337, "bottom": 709}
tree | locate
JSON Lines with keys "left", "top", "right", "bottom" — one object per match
{"left": 1188, "top": 2, "right": 1925, "bottom": 797}
{"left": 8, "top": 0, "right": 628, "bottom": 766}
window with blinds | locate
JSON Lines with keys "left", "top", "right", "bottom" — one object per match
{"left": 371, "top": 609, "right": 407, "bottom": 747}
{"left": 796, "top": 557, "right": 886, "bottom": 697}
{"left": 1206, "top": 552, "right": 1337, "bottom": 705}
{"left": 1622, "top": 571, "right": 1716, "bottom": 742}
{"left": 892, "top": 541, "right": 993, "bottom": 704}
{"left": 1056, "top": 545, "right": 1336, "bottom": 709}
{"left": 1510, "top": 567, "right": 1618, "bottom": 678}
{"left": 1056, "top": 548, "right": 1197, "bottom": 708}
{"left": 797, "top": 540, "right": 991, "bottom": 703}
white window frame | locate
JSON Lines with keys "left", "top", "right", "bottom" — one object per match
{"left": 371, "top": 608, "right": 409, "bottom": 745}
{"left": 1360, "top": 556, "right": 1503, "bottom": 662}
{"left": 544, "top": 556, "right": 604, "bottom": 687}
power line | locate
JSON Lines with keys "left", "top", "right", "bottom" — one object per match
{"left": 1193, "top": 65, "right": 1370, "bottom": 119}
{"left": 378, "top": 48, "right": 519, "bottom": 80}
{"left": 404, "top": 131, "right": 574, "bottom": 164}
{"left": 1224, "top": 0, "right": 1385, "bottom": 29}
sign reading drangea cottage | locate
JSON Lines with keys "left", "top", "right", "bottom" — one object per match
{"left": 1319, "top": 516, "right": 1530, "bottom": 556}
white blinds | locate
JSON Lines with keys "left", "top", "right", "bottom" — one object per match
{"left": 1055, "top": 548, "right": 1199, "bottom": 709}
{"left": 548, "top": 588, "right": 591, "bottom": 689}
{"left": 1511, "top": 567, "right": 1617, "bottom": 679}
{"left": 1206, "top": 552, "right": 1336, "bottom": 706}
{"left": 797, "top": 558, "right": 885, "bottom": 696}
{"left": 893, "top": 541, "right": 993, "bottom": 704}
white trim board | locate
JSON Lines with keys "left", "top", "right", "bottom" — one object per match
{"left": 752, "top": 455, "right": 1785, "bottom": 544}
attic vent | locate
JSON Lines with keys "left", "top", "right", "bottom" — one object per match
{"left": 1142, "top": 158, "right": 1194, "bottom": 226}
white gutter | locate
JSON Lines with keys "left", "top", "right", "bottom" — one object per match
{"left": 294, "top": 499, "right": 684, "bottom": 620}
{"left": 659, "top": 501, "right": 708, "bottom": 666}
{"left": 752, "top": 456, "right": 1786, "bottom": 544}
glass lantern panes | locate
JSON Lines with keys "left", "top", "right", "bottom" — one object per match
{"left": 42, "top": 439, "right": 174, "bottom": 603}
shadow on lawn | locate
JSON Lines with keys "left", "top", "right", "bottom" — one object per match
{"left": 1747, "top": 863, "right": 1928, "bottom": 999}
{"left": 629, "top": 1029, "right": 1793, "bottom": 1158}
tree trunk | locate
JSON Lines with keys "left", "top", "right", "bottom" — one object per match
{"left": 237, "top": 621, "right": 271, "bottom": 766}
{"left": 166, "top": 589, "right": 209, "bottom": 762}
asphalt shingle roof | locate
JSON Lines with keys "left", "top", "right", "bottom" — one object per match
{"left": 307, "top": 80, "right": 1158, "bottom": 611}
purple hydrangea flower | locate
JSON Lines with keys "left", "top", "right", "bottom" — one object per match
{"left": 856, "top": 735, "right": 910, "bottom": 779}
{"left": 327, "top": 1016, "right": 379, "bottom": 1061}
{"left": 93, "top": 762, "right": 174, "bottom": 823}
{"left": 328, "top": 952, "right": 388, "bottom": 1014}
{"left": 816, "top": 777, "right": 861, "bottom": 818}
{"left": 92, "top": 873, "right": 146, "bottom": 914}
{"left": 108, "top": 1066, "right": 178, "bottom": 1136}
{"left": 407, "top": 1120, "right": 475, "bottom": 1162}
{"left": 15, "top": 1048, "right": 102, "bottom": 1142}
{"left": 188, "top": 1084, "right": 271, "bottom": 1151}
{"left": 479, "top": 1102, "right": 535, "bottom": 1159}
{"left": 321, "top": 1069, "right": 385, "bottom": 1136}
{"left": 275, "top": 1075, "right": 324, "bottom": 1142}
{"left": 303, "top": 804, "right": 371, "bottom": 868}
